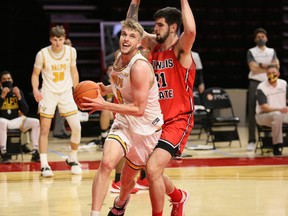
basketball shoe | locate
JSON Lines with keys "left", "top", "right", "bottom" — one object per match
{"left": 108, "top": 195, "right": 130, "bottom": 216}
{"left": 41, "top": 166, "right": 53, "bottom": 177}
{"left": 66, "top": 158, "right": 82, "bottom": 175}
{"left": 31, "top": 149, "right": 40, "bottom": 162}
{"left": 170, "top": 189, "right": 189, "bottom": 216}
{"left": 110, "top": 181, "right": 139, "bottom": 194}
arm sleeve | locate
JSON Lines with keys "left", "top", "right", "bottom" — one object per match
{"left": 247, "top": 50, "right": 255, "bottom": 63}
{"left": 18, "top": 90, "right": 29, "bottom": 115}
{"left": 0, "top": 89, "right": 4, "bottom": 107}
{"left": 194, "top": 69, "right": 204, "bottom": 88}
{"left": 256, "top": 89, "right": 267, "bottom": 105}
{"left": 272, "top": 49, "right": 278, "bottom": 61}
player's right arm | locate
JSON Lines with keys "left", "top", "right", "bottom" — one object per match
{"left": 31, "top": 51, "right": 43, "bottom": 102}
{"left": 127, "top": 0, "right": 157, "bottom": 52}
{"left": 98, "top": 83, "right": 112, "bottom": 97}
{"left": 175, "top": 0, "right": 196, "bottom": 68}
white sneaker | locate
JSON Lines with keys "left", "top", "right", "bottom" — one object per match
{"left": 66, "top": 159, "right": 82, "bottom": 175}
{"left": 86, "top": 141, "right": 97, "bottom": 148}
{"left": 41, "top": 166, "right": 54, "bottom": 177}
{"left": 246, "top": 142, "right": 256, "bottom": 151}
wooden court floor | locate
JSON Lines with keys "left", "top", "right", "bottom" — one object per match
{"left": 0, "top": 127, "right": 288, "bottom": 216}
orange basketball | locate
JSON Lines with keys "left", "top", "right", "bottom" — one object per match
{"left": 73, "top": 80, "right": 100, "bottom": 109}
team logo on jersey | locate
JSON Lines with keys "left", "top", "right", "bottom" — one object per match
{"left": 152, "top": 58, "right": 174, "bottom": 70}
{"left": 41, "top": 106, "right": 47, "bottom": 112}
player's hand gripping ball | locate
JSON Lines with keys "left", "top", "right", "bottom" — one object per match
{"left": 73, "top": 80, "right": 100, "bottom": 109}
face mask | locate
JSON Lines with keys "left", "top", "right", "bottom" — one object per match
{"left": 1, "top": 81, "right": 12, "bottom": 89}
{"left": 267, "top": 73, "right": 278, "bottom": 83}
{"left": 256, "top": 39, "right": 267, "bottom": 46}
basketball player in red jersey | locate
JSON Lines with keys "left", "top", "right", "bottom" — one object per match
{"left": 127, "top": 0, "right": 196, "bottom": 215}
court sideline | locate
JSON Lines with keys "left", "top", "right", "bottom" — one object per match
{"left": 0, "top": 127, "right": 287, "bottom": 216}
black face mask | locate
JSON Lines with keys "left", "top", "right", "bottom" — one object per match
{"left": 2, "top": 81, "right": 13, "bottom": 89}
{"left": 256, "top": 39, "right": 267, "bottom": 47}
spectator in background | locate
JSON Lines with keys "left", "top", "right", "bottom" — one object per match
{"left": 192, "top": 51, "right": 205, "bottom": 107}
{"left": 0, "top": 71, "right": 40, "bottom": 163}
{"left": 53, "top": 38, "right": 73, "bottom": 139}
{"left": 246, "top": 28, "right": 280, "bottom": 151}
{"left": 192, "top": 51, "right": 205, "bottom": 94}
{"left": 255, "top": 65, "right": 287, "bottom": 156}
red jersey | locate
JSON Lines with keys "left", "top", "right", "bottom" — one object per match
{"left": 151, "top": 43, "right": 196, "bottom": 122}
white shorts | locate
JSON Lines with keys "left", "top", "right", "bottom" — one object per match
{"left": 39, "top": 88, "right": 78, "bottom": 118}
{"left": 107, "top": 119, "right": 161, "bottom": 169}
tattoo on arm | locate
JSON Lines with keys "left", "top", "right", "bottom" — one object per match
{"left": 127, "top": 4, "right": 139, "bottom": 21}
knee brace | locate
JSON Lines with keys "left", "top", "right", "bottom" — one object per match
{"left": 66, "top": 114, "right": 81, "bottom": 144}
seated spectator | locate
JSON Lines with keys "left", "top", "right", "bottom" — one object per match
{"left": 255, "top": 65, "right": 287, "bottom": 156}
{"left": 0, "top": 71, "right": 40, "bottom": 163}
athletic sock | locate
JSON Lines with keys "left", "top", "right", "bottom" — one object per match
{"left": 101, "top": 130, "right": 108, "bottom": 139}
{"left": 90, "top": 210, "right": 100, "bottom": 216}
{"left": 115, "top": 173, "right": 121, "bottom": 182}
{"left": 140, "top": 169, "right": 146, "bottom": 180}
{"left": 69, "top": 150, "right": 78, "bottom": 162}
{"left": 167, "top": 186, "right": 182, "bottom": 202}
{"left": 152, "top": 211, "right": 163, "bottom": 216}
{"left": 40, "top": 153, "right": 48, "bottom": 168}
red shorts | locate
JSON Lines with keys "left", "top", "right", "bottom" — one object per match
{"left": 157, "top": 113, "right": 194, "bottom": 156}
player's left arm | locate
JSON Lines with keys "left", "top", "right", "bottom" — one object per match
{"left": 70, "top": 66, "right": 79, "bottom": 88}
{"left": 103, "top": 60, "right": 150, "bottom": 116}
{"left": 176, "top": 0, "right": 196, "bottom": 67}
{"left": 70, "top": 47, "right": 79, "bottom": 88}
{"left": 129, "top": 60, "right": 150, "bottom": 116}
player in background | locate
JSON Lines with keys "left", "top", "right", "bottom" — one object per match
{"left": 31, "top": 25, "right": 82, "bottom": 177}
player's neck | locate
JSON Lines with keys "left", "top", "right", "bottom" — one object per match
{"left": 50, "top": 45, "right": 64, "bottom": 53}
{"left": 159, "top": 36, "right": 178, "bottom": 51}
{"left": 121, "top": 50, "right": 139, "bottom": 66}
{"left": 257, "top": 45, "right": 266, "bottom": 51}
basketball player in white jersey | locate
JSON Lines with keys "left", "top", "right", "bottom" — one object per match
{"left": 81, "top": 19, "right": 163, "bottom": 216}
{"left": 31, "top": 25, "right": 82, "bottom": 177}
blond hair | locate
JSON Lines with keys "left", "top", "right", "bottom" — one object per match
{"left": 121, "top": 19, "right": 144, "bottom": 39}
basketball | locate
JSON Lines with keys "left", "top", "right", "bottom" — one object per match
{"left": 73, "top": 80, "right": 100, "bottom": 109}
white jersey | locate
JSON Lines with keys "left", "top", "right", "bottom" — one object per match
{"left": 192, "top": 51, "right": 203, "bottom": 70}
{"left": 111, "top": 51, "right": 163, "bottom": 135}
{"left": 34, "top": 45, "right": 76, "bottom": 93}
{"left": 248, "top": 46, "right": 276, "bottom": 82}
{"left": 256, "top": 79, "right": 287, "bottom": 114}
